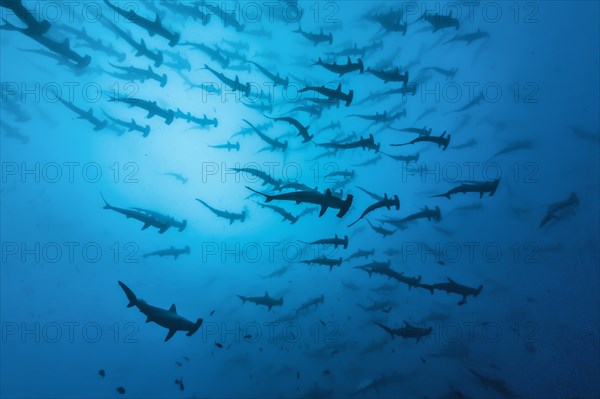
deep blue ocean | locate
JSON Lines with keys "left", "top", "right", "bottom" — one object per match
{"left": 1, "top": 1, "right": 599, "bottom": 398}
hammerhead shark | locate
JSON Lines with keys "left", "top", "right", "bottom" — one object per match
{"left": 420, "top": 66, "right": 458, "bottom": 79}
{"left": 444, "top": 29, "right": 490, "bottom": 45}
{"left": 381, "top": 206, "right": 441, "bottom": 228}
{"left": 431, "top": 179, "right": 501, "bottom": 199}
{"left": 246, "top": 61, "right": 289, "bottom": 87}
{"left": 346, "top": 249, "right": 375, "bottom": 261}
{"left": 348, "top": 194, "right": 400, "bottom": 227}
{"left": 356, "top": 263, "right": 421, "bottom": 289}
{"left": 109, "top": 97, "right": 174, "bottom": 125}
{"left": 243, "top": 119, "right": 288, "bottom": 152}
{"left": 232, "top": 168, "right": 282, "bottom": 189}
{"left": 55, "top": 96, "right": 107, "bottom": 131}
{"left": 237, "top": 292, "right": 283, "bottom": 311}
{"left": 312, "top": 57, "right": 364, "bottom": 77}
{"left": 381, "top": 152, "right": 420, "bottom": 163}
{"left": 419, "top": 278, "right": 483, "bottom": 305}
{"left": 420, "top": 12, "right": 460, "bottom": 31}
{"left": 184, "top": 41, "right": 230, "bottom": 68}
{"left": 300, "top": 234, "right": 349, "bottom": 249}
{"left": 539, "top": 192, "right": 579, "bottom": 228}
{"left": 294, "top": 26, "right": 333, "bottom": 45}
{"left": 255, "top": 202, "right": 299, "bottom": 224}
{"left": 295, "top": 294, "right": 325, "bottom": 314}
{"left": 203, "top": 64, "right": 250, "bottom": 96}
{"left": 174, "top": 109, "right": 218, "bottom": 128}
{"left": 468, "top": 368, "right": 515, "bottom": 398}
{"left": 392, "top": 131, "right": 451, "bottom": 150}
{"left": 118, "top": 281, "right": 202, "bottom": 341}
{"left": 390, "top": 126, "right": 432, "bottom": 136}
{"left": 367, "top": 67, "right": 409, "bottom": 84}
{"left": 366, "top": 219, "right": 396, "bottom": 237}
{"left": 299, "top": 83, "right": 354, "bottom": 106}
{"left": 102, "top": 194, "right": 188, "bottom": 233}
{"left": 300, "top": 257, "right": 343, "bottom": 271}
{"left": 347, "top": 111, "right": 406, "bottom": 125}
{"left": 317, "top": 134, "right": 381, "bottom": 152}
{"left": 247, "top": 187, "right": 353, "bottom": 218}
{"left": 99, "top": 17, "right": 163, "bottom": 67}
{"left": 264, "top": 115, "right": 313, "bottom": 143}
{"left": 374, "top": 321, "right": 432, "bottom": 342}
{"left": 102, "top": 110, "right": 150, "bottom": 137}
{"left": 103, "top": 0, "right": 180, "bottom": 46}
{"left": 195, "top": 199, "right": 246, "bottom": 224}
{"left": 208, "top": 141, "right": 240, "bottom": 151}
{"left": 143, "top": 246, "right": 190, "bottom": 260}
{"left": 108, "top": 63, "right": 167, "bottom": 87}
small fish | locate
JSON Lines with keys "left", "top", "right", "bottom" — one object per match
{"left": 420, "top": 356, "right": 427, "bottom": 364}
{"left": 323, "top": 369, "right": 331, "bottom": 376}
{"left": 244, "top": 334, "right": 253, "bottom": 339}
{"left": 98, "top": 369, "right": 105, "bottom": 378}
{"left": 116, "top": 387, "right": 126, "bottom": 394}
{"left": 183, "top": 356, "right": 190, "bottom": 361}
{"left": 296, "top": 371, "right": 300, "bottom": 379}
{"left": 319, "top": 320, "right": 326, "bottom": 326}
{"left": 215, "top": 342, "right": 223, "bottom": 348}
{"left": 210, "top": 310, "right": 215, "bottom": 316}
{"left": 175, "top": 361, "right": 183, "bottom": 367}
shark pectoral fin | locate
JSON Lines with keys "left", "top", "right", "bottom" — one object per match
{"left": 165, "top": 329, "right": 177, "bottom": 341}
{"left": 268, "top": 306, "right": 272, "bottom": 311}
{"left": 318, "top": 206, "right": 327, "bottom": 217}
{"left": 158, "top": 226, "right": 168, "bottom": 234}
{"left": 142, "top": 222, "right": 151, "bottom": 230}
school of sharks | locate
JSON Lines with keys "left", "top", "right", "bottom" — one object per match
{"left": 1, "top": 0, "right": 599, "bottom": 398}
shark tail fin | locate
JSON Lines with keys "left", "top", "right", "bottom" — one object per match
{"left": 100, "top": 192, "right": 112, "bottom": 209}
{"left": 475, "top": 285, "right": 483, "bottom": 297}
{"left": 245, "top": 186, "right": 272, "bottom": 202}
{"left": 375, "top": 322, "right": 395, "bottom": 339}
{"left": 186, "top": 318, "right": 203, "bottom": 336}
{"left": 118, "top": 281, "right": 138, "bottom": 308}
{"left": 336, "top": 194, "right": 354, "bottom": 218}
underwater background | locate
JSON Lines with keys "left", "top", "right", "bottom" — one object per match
{"left": 1, "top": 1, "right": 599, "bottom": 398}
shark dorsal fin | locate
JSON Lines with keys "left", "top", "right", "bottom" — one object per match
{"left": 336, "top": 83, "right": 341, "bottom": 92}
{"left": 403, "top": 320, "right": 413, "bottom": 327}
{"left": 264, "top": 291, "right": 269, "bottom": 297}
{"left": 169, "top": 304, "right": 177, "bottom": 313}
{"left": 447, "top": 277, "right": 457, "bottom": 284}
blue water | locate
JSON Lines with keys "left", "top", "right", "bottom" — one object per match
{"left": 1, "top": 1, "right": 599, "bottom": 398}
